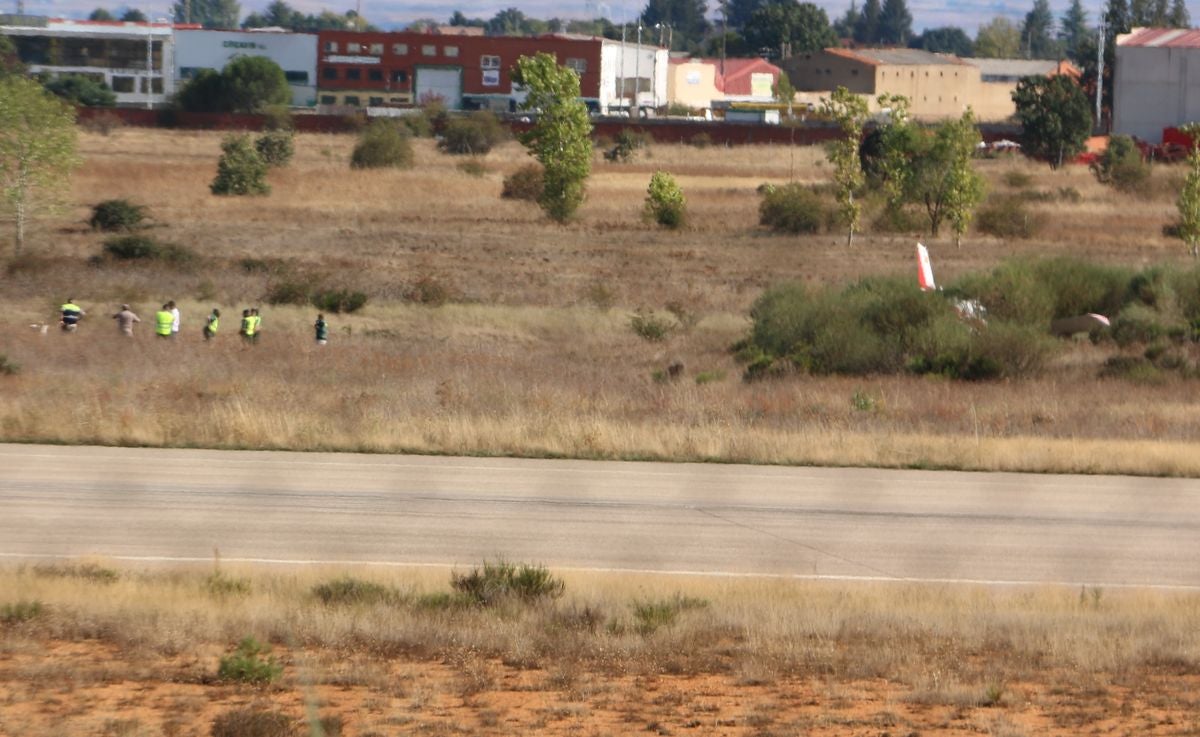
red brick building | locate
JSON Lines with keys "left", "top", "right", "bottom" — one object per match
{"left": 315, "top": 30, "right": 666, "bottom": 112}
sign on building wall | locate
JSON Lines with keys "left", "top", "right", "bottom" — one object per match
{"left": 686, "top": 71, "right": 700, "bottom": 85}
{"left": 750, "top": 72, "right": 773, "bottom": 98}
{"left": 482, "top": 69, "right": 499, "bottom": 86}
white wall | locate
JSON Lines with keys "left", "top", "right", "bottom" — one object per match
{"left": 600, "top": 39, "right": 666, "bottom": 112}
{"left": 1114, "top": 44, "right": 1200, "bottom": 143}
{"left": 175, "top": 29, "right": 317, "bottom": 107}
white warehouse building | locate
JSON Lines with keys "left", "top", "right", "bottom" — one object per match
{"left": 1114, "top": 27, "right": 1200, "bottom": 143}
{"left": 0, "top": 16, "right": 175, "bottom": 107}
{"left": 175, "top": 29, "right": 317, "bottom": 108}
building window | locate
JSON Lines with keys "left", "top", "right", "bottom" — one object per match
{"left": 285, "top": 70, "right": 308, "bottom": 83}
{"left": 391, "top": 69, "right": 408, "bottom": 83}
{"left": 344, "top": 95, "right": 360, "bottom": 106}
{"left": 389, "top": 96, "right": 405, "bottom": 104}
{"left": 346, "top": 68, "right": 361, "bottom": 80}
{"left": 422, "top": 44, "right": 436, "bottom": 56}
{"left": 140, "top": 77, "right": 163, "bottom": 93}
{"left": 111, "top": 76, "right": 135, "bottom": 92}
{"left": 320, "top": 95, "right": 336, "bottom": 104}
{"left": 566, "top": 57, "right": 586, "bottom": 73}
{"left": 392, "top": 43, "right": 408, "bottom": 54}
{"left": 481, "top": 54, "right": 500, "bottom": 69}
{"left": 368, "top": 68, "right": 383, "bottom": 81}
{"left": 369, "top": 96, "right": 383, "bottom": 105}
{"left": 444, "top": 45, "right": 459, "bottom": 57}
{"left": 323, "top": 67, "right": 338, "bottom": 80}
{"left": 324, "top": 41, "right": 338, "bottom": 53}
{"left": 369, "top": 43, "right": 383, "bottom": 54}
{"left": 346, "top": 42, "right": 362, "bottom": 53}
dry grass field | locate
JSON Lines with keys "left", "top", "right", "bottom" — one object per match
{"left": 1, "top": 125, "right": 1198, "bottom": 474}
{"left": 1, "top": 562, "right": 1199, "bottom": 737}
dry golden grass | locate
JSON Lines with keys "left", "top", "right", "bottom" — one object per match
{"left": 1, "top": 561, "right": 1199, "bottom": 736}
{"left": 2, "top": 127, "right": 1199, "bottom": 474}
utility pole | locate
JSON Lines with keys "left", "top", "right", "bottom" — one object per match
{"left": 1096, "top": 15, "right": 1106, "bottom": 131}
{"left": 145, "top": 26, "right": 153, "bottom": 110}
{"left": 618, "top": 22, "right": 626, "bottom": 112}
{"left": 633, "top": 20, "right": 642, "bottom": 114}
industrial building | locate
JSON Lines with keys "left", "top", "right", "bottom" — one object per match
{"left": 175, "top": 28, "right": 317, "bottom": 107}
{"left": 314, "top": 31, "right": 666, "bottom": 113}
{"left": 667, "top": 56, "right": 781, "bottom": 113}
{"left": 1114, "top": 27, "right": 1200, "bottom": 143}
{"left": 0, "top": 15, "right": 178, "bottom": 107}
{"left": 968, "top": 58, "right": 1080, "bottom": 122}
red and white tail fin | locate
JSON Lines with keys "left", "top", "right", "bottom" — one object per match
{"left": 916, "top": 242, "right": 936, "bottom": 292}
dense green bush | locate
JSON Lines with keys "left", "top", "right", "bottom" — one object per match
{"left": 975, "top": 196, "right": 1045, "bottom": 239}
{"left": 399, "top": 110, "right": 434, "bottom": 138}
{"left": 450, "top": 560, "right": 565, "bottom": 607}
{"left": 1091, "top": 134, "right": 1150, "bottom": 192}
{"left": 43, "top": 73, "right": 116, "bottom": 107}
{"left": 438, "top": 111, "right": 507, "bottom": 155}
{"left": 90, "top": 199, "right": 147, "bottom": 231}
{"left": 254, "top": 130, "right": 294, "bottom": 168}
{"left": 501, "top": 164, "right": 544, "bottom": 201}
{"left": 758, "top": 183, "right": 829, "bottom": 234}
{"left": 265, "top": 277, "right": 315, "bottom": 306}
{"left": 311, "top": 288, "right": 368, "bottom": 314}
{"left": 217, "top": 637, "right": 282, "bottom": 684}
{"left": 311, "top": 577, "right": 396, "bottom": 606}
{"left": 103, "top": 235, "right": 196, "bottom": 265}
{"left": 211, "top": 134, "right": 270, "bottom": 196}
{"left": 350, "top": 120, "right": 413, "bottom": 169}
{"left": 644, "top": 171, "right": 686, "bottom": 229}
{"left": 0, "top": 600, "right": 43, "bottom": 624}
{"left": 630, "top": 309, "right": 675, "bottom": 341}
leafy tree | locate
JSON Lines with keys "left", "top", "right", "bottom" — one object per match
{"left": 640, "top": 0, "right": 710, "bottom": 51}
{"left": 645, "top": 171, "right": 686, "bottom": 228}
{"left": 176, "top": 57, "right": 288, "bottom": 113}
{"left": 910, "top": 26, "right": 973, "bottom": 56}
{"left": 878, "top": 0, "right": 913, "bottom": 45}
{"left": 513, "top": 52, "right": 593, "bottom": 222}
{"left": 975, "top": 17, "right": 1021, "bottom": 58}
{"left": 1169, "top": 0, "right": 1190, "bottom": 26}
{"left": 773, "top": 73, "right": 796, "bottom": 119}
{"left": 833, "top": 0, "right": 859, "bottom": 39}
{"left": 121, "top": 9, "right": 148, "bottom": 21}
{"left": 88, "top": 8, "right": 115, "bottom": 20}
{"left": 171, "top": 0, "right": 240, "bottom": 28}
{"left": 1176, "top": 132, "right": 1200, "bottom": 258}
{"left": 1012, "top": 74, "right": 1092, "bottom": 169}
{"left": 743, "top": 0, "right": 836, "bottom": 59}
{"left": 725, "top": 0, "right": 763, "bottom": 29}
{"left": 449, "top": 9, "right": 487, "bottom": 26}
{"left": 350, "top": 120, "right": 413, "bottom": 169}
{"left": 1021, "top": 0, "right": 1059, "bottom": 59}
{"left": 941, "top": 110, "right": 986, "bottom": 246}
{"left": 853, "top": 0, "right": 881, "bottom": 43}
{"left": 175, "top": 68, "right": 226, "bottom": 112}
{"left": 0, "top": 36, "right": 23, "bottom": 79}
{"left": 821, "top": 86, "right": 868, "bottom": 247}
{"left": 211, "top": 134, "right": 269, "bottom": 195}
{"left": 0, "top": 77, "right": 80, "bottom": 255}
{"left": 1090, "top": 134, "right": 1149, "bottom": 191}
{"left": 1058, "top": 0, "right": 1089, "bottom": 61}
{"left": 43, "top": 74, "right": 117, "bottom": 107}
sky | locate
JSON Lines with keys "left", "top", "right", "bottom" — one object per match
{"left": 13, "top": 0, "right": 1194, "bottom": 35}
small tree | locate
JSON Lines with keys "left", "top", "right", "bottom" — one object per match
{"left": 644, "top": 171, "right": 686, "bottom": 229}
{"left": 43, "top": 74, "right": 117, "bottom": 107}
{"left": 1012, "top": 75, "right": 1092, "bottom": 170}
{"left": 820, "top": 86, "right": 869, "bottom": 246}
{"left": 1090, "top": 134, "right": 1149, "bottom": 191}
{"left": 1177, "top": 135, "right": 1200, "bottom": 258}
{"left": 513, "top": 52, "right": 593, "bottom": 222}
{"left": 942, "top": 109, "right": 986, "bottom": 248}
{"left": 175, "top": 57, "right": 290, "bottom": 113}
{"left": 350, "top": 120, "right": 413, "bottom": 169}
{"left": 438, "top": 111, "right": 507, "bottom": 155}
{"left": 211, "top": 135, "right": 270, "bottom": 196}
{"left": 0, "top": 76, "right": 80, "bottom": 255}
{"left": 254, "top": 130, "right": 294, "bottom": 167}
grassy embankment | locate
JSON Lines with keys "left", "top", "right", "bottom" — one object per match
{"left": 1, "top": 127, "right": 1198, "bottom": 474}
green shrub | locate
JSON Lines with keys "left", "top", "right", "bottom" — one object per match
{"left": 0, "top": 354, "right": 19, "bottom": 376}
{"left": 1032, "top": 257, "right": 1131, "bottom": 319}
{"left": 870, "top": 203, "right": 925, "bottom": 233}
{"left": 644, "top": 171, "right": 686, "bottom": 229}
{"left": 413, "top": 591, "right": 474, "bottom": 611}
{"left": 350, "top": 120, "right": 413, "bottom": 169}
{"left": 90, "top": 199, "right": 147, "bottom": 231}
{"left": 1002, "top": 170, "right": 1033, "bottom": 188}
{"left": 1111, "top": 303, "right": 1169, "bottom": 347}
{"left": 205, "top": 571, "right": 251, "bottom": 597}
{"left": 1091, "top": 134, "right": 1150, "bottom": 192}
{"left": 457, "top": 159, "right": 487, "bottom": 177}
{"left": 399, "top": 110, "right": 434, "bottom": 138}
{"left": 211, "top": 708, "right": 294, "bottom": 737}
{"left": 32, "top": 562, "right": 119, "bottom": 584}
{"left": 254, "top": 130, "right": 294, "bottom": 168}
{"left": 694, "top": 370, "right": 725, "bottom": 384}
{"left": 630, "top": 309, "right": 674, "bottom": 342}
{"left": 501, "top": 164, "right": 543, "bottom": 201}
{"left": 438, "top": 111, "right": 507, "bottom": 155}
{"left": 103, "top": 236, "right": 196, "bottom": 265}
{"left": 212, "top": 134, "right": 270, "bottom": 196}
{"left": 631, "top": 594, "right": 708, "bottom": 635}
{"left": 759, "top": 183, "right": 828, "bottom": 234}
{"left": 450, "top": 560, "right": 564, "bottom": 607}
{"left": 43, "top": 73, "right": 116, "bottom": 107}
{"left": 405, "top": 274, "right": 451, "bottom": 306}
{"left": 261, "top": 104, "right": 293, "bottom": 132}
{"left": 975, "top": 196, "right": 1045, "bottom": 239}
{"left": 0, "top": 600, "right": 44, "bottom": 624}
{"left": 264, "top": 278, "right": 314, "bottom": 306}
{"left": 311, "top": 577, "right": 395, "bottom": 606}
{"left": 1100, "top": 355, "right": 1164, "bottom": 383}
{"left": 216, "top": 637, "right": 282, "bottom": 684}
{"left": 311, "top": 288, "right": 368, "bottom": 314}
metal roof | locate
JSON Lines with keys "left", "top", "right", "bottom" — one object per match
{"left": 1118, "top": 27, "right": 1200, "bottom": 47}
{"left": 970, "top": 58, "right": 1061, "bottom": 76}
{"left": 829, "top": 47, "right": 968, "bottom": 66}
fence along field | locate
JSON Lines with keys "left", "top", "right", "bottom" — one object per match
{"left": 1, "top": 127, "right": 1199, "bottom": 474}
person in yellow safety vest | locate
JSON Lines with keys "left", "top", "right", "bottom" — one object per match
{"left": 154, "top": 303, "right": 174, "bottom": 338}
{"left": 60, "top": 298, "right": 85, "bottom": 332}
{"left": 239, "top": 309, "right": 254, "bottom": 343}
{"left": 249, "top": 307, "right": 261, "bottom": 344}
{"left": 204, "top": 308, "right": 220, "bottom": 341}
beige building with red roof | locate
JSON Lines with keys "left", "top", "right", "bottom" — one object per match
{"left": 666, "top": 57, "right": 782, "bottom": 112}
{"left": 1115, "top": 27, "right": 1200, "bottom": 143}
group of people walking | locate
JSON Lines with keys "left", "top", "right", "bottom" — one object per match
{"left": 57, "top": 299, "right": 330, "bottom": 345}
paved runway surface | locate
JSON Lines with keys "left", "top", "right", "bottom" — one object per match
{"left": 2, "top": 443, "right": 1199, "bottom": 588}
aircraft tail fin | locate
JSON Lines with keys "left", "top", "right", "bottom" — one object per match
{"left": 916, "top": 242, "right": 936, "bottom": 292}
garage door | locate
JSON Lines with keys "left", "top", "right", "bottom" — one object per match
{"left": 415, "top": 66, "right": 462, "bottom": 108}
